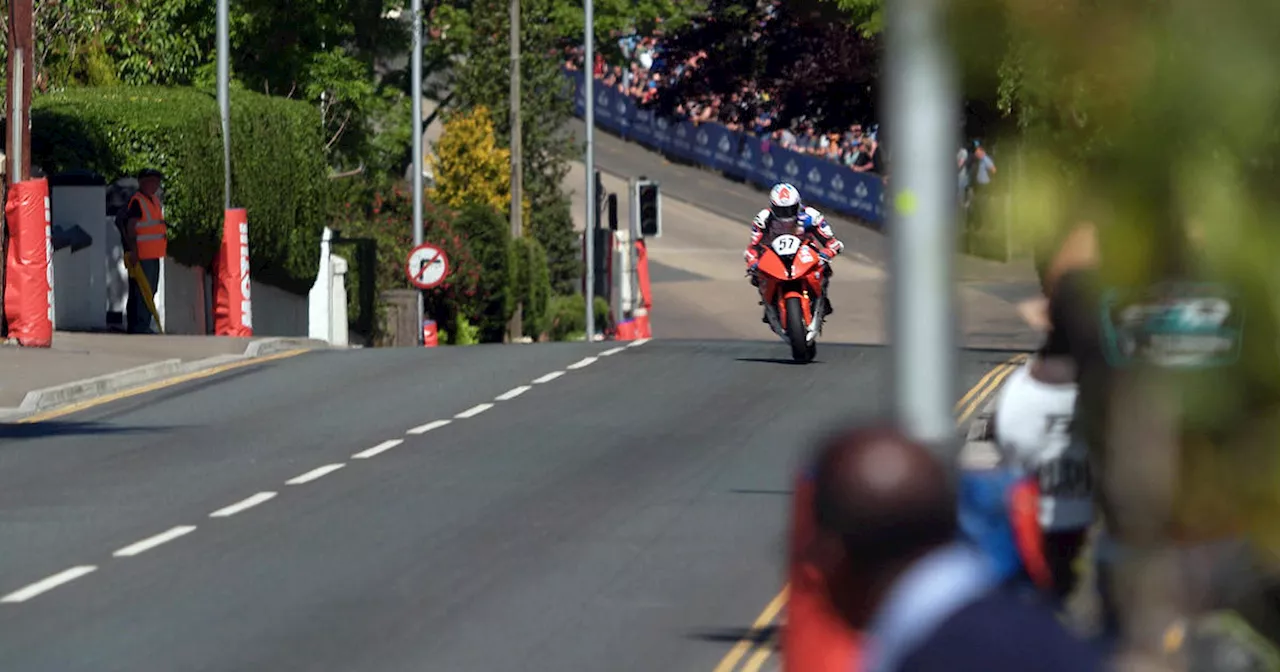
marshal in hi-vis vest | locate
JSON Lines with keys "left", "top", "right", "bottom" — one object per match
{"left": 129, "top": 192, "right": 168, "bottom": 260}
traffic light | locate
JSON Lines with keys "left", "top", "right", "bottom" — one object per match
{"left": 595, "top": 170, "right": 605, "bottom": 227}
{"left": 606, "top": 193, "right": 619, "bottom": 230}
{"left": 636, "top": 180, "right": 661, "bottom": 238}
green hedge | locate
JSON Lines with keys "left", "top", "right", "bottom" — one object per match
{"left": 513, "top": 236, "right": 552, "bottom": 339}
{"left": 31, "top": 86, "right": 328, "bottom": 294}
{"left": 546, "top": 294, "right": 611, "bottom": 341}
{"left": 453, "top": 202, "right": 516, "bottom": 342}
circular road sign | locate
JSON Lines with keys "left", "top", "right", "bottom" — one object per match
{"left": 405, "top": 242, "right": 450, "bottom": 290}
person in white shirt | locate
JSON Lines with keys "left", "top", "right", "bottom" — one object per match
{"left": 992, "top": 300, "right": 1094, "bottom": 601}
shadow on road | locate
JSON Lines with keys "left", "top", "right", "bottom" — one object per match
{"left": 735, "top": 357, "right": 818, "bottom": 365}
{"left": 689, "top": 624, "right": 780, "bottom": 646}
{"left": 0, "top": 421, "right": 167, "bottom": 440}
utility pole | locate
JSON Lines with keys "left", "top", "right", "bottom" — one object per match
{"left": 411, "top": 0, "right": 426, "bottom": 342}
{"left": 2, "top": 0, "right": 34, "bottom": 337}
{"left": 885, "top": 0, "right": 959, "bottom": 458}
{"left": 507, "top": 0, "right": 523, "bottom": 342}
{"left": 6, "top": 0, "right": 31, "bottom": 185}
{"left": 583, "top": 0, "right": 596, "bottom": 340}
{"left": 217, "top": 0, "right": 231, "bottom": 209}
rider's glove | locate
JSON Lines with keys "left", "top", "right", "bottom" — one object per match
{"left": 817, "top": 250, "right": 831, "bottom": 263}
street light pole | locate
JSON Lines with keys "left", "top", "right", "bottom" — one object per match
{"left": 507, "top": 0, "right": 524, "bottom": 342}
{"left": 885, "top": 0, "right": 959, "bottom": 458}
{"left": 1, "top": 0, "right": 33, "bottom": 337}
{"left": 411, "top": 0, "right": 426, "bottom": 343}
{"left": 217, "top": 0, "right": 231, "bottom": 210}
{"left": 583, "top": 0, "right": 596, "bottom": 340}
{"left": 6, "top": 0, "right": 31, "bottom": 184}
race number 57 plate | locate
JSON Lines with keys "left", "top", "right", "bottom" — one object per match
{"left": 1099, "top": 281, "right": 1244, "bottom": 368}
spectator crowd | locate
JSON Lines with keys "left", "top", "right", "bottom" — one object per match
{"left": 563, "top": 8, "right": 885, "bottom": 176}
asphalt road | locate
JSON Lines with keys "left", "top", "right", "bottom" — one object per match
{"left": 0, "top": 341, "right": 1019, "bottom": 671}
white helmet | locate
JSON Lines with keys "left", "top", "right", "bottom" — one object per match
{"left": 769, "top": 183, "right": 801, "bottom": 222}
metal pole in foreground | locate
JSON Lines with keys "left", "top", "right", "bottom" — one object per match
{"left": 217, "top": 0, "right": 231, "bottom": 210}
{"left": 885, "top": 0, "right": 959, "bottom": 456}
{"left": 411, "top": 0, "right": 426, "bottom": 342}
{"left": 507, "top": 0, "right": 524, "bottom": 342}
{"left": 9, "top": 52, "right": 22, "bottom": 182}
{"left": 583, "top": 0, "right": 596, "bottom": 340}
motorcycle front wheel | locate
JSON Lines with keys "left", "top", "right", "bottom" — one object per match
{"left": 785, "top": 297, "right": 810, "bottom": 363}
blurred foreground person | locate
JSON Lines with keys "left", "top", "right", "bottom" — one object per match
{"left": 809, "top": 424, "right": 1107, "bottom": 672}
{"left": 981, "top": 221, "right": 1099, "bottom": 603}
{"left": 1039, "top": 219, "right": 1280, "bottom": 670}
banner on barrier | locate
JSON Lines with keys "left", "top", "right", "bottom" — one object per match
{"left": 3, "top": 178, "right": 54, "bottom": 347}
{"left": 214, "top": 208, "right": 253, "bottom": 336}
{"left": 566, "top": 70, "right": 887, "bottom": 227}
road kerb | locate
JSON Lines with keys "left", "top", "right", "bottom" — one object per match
{"left": 7, "top": 348, "right": 313, "bottom": 424}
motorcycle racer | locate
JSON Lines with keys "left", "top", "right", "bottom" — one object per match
{"left": 745, "top": 183, "right": 844, "bottom": 321}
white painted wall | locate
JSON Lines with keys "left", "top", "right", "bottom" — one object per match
{"left": 49, "top": 185, "right": 108, "bottom": 331}
{"left": 250, "top": 279, "right": 309, "bottom": 336}
{"left": 328, "top": 255, "right": 349, "bottom": 347}
{"left": 104, "top": 217, "right": 129, "bottom": 318}
{"left": 159, "top": 259, "right": 208, "bottom": 335}
{"left": 162, "top": 258, "right": 322, "bottom": 337}
{"left": 48, "top": 184, "right": 346, "bottom": 341}
{"left": 307, "top": 227, "right": 350, "bottom": 346}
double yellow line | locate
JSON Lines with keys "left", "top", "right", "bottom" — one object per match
{"left": 713, "top": 352, "right": 1028, "bottom": 672}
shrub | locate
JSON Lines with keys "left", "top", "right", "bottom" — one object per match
{"left": 31, "top": 86, "right": 329, "bottom": 293}
{"left": 440, "top": 316, "right": 481, "bottom": 346}
{"left": 452, "top": 201, "right": 516, "bottom": 342}
{"left": 545, "top": 293, "right": 611, "bottom": 341}
{"left": 427, "top": 105, "right": 529, "bottom": 223}
{"left": 529, "top": 193, "right": 582, "bottom": 296}
{"left": 329, "top": 179, "right": 482, "bottom": 343}
{"left": 512, "top": 236, "right": 552, "bottom": 339}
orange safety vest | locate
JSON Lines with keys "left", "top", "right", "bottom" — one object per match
{"left": 129, "top": 192, "right": 168, "bottom": 260}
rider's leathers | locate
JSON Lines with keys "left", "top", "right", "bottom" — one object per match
{"left": 744, "top": 206, "right": 843, "bottom": 318}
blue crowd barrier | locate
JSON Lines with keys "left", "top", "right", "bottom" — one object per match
{"left": 566, "top": 70, "right": 887, "bottom": 227}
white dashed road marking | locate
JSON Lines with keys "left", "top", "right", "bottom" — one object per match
{"left": 407, "top": 419, "right": 451, "bottom": 435}
{"left": 495, "top": 386, "right": 531, "bottom": 401}
{"left": 353, "top": 439, "right": 404, "bottom": 459}
{"left": 210, "top": 492, "right": 277, "bottom": 518}
{"left": 4, "top": 340, "right": 655, "bottom": 606}
{"left": 455, "top": 403, "right": 494, "bottom": 419}
{"left": 286, "top": 464, "right": 345, "bottom": 485}
{"left": 113, "top": 526, "right": 198, "bottom": 558}
{"left": 1, "top": 566, "right": 98, "bottom": 603}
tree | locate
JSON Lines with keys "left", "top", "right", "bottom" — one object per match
{"left": 529, "top": 194, "right": 581, "bottom": 296}
{"left": 8, "top": 0, "right": 119, "bottom": 90}
{"left": 427, "top": 105, "right": 526, "bottom": 219}
{"left": 823, "top": 0, "right": 883, "bottom": 37}
{"left": 432, "top": 0, "right": 705, "bottom": 61}
{"left": 221, "top": 0, "right": 411, "bottom": 175}
{"left": 512, "top": 236, "right": 552, "bottom": 339}
{"left": 330, "top": 179, "right": 485, "bottom": 344}
{"left": 430, "top": 0, "right": 581, "bottom": 294}
{"left": 11, "top": 0, "right": 412, "bottom": 179}
{"left": 649, "top": 0, "right": 882, "bottom": 132}
{"left": 452, "top": 202, "right": 517, "bottom": 342}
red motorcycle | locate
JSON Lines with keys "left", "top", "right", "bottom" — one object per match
{"left": 754, "top": 232, "right": 827, "bottom": 363}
